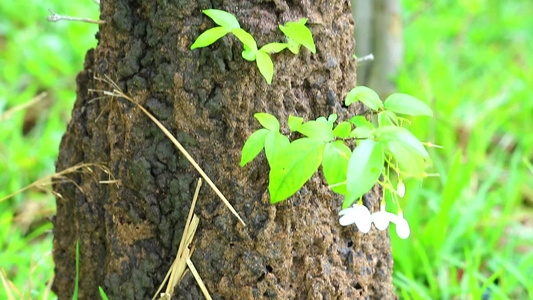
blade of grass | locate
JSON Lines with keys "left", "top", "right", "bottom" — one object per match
{"left": 72, "top": 241, "right": 79, "bottom": 300}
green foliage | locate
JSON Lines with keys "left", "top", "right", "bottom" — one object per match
{"left": 202, "top": 9, "right": 240, "bottom": 31}
{"left": 191, "top": 11, "right": 316, "bottom": 84}
{"left": 241, "top": 86, "right": 434, "bottom": 205}
{"left": 345, "top": 86, "right": 383, "bottom": 111}
{"left": 73, "top": 241, "right": 79, "bottom": 300}
{"left": 344, "top": 140, "right": 384, "bottom": 208}
{"left": 0, "top": 0, "right": 98, "bottom": 298}
{"left": 392, "top": 0, "right": 533, "bottom": 298}
{"left": 269, "top": 138, "right": 325, "bottom": 203}
{"left": 278, "top": 18, "right": 316, "bottom": 54}
{"left": 190, "top": 27, "right": 230, "bottom": 50}
{"left": 99, "top": 287, "right": 110, "bottom": 300}
{"left": 383, "top": 93, "right": 433, "bottom": 117}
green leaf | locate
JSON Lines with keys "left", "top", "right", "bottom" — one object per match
{"left": 287, "top": 39, "right": 300, "bottom": 54}
{"left": 345, "top": 86, "right": 383, "bottom": 111}
{"left": 279, "top": 22, "right": 316, "bottom": 53}
{"left": 350, "top": 127, "right": 374, "bottom": 139}
{"left": 232, "top": 28, "right": 258, "bottom": 61}
{"left": 385, "top": 141, "right": 425, "bottom": 178}
{"left": 384, "top": 93, "right": 433, "bottom": 117}
{"left": 349, "top": 116, "right": 374, "bottom": 129}
{"left": 288, "top": 115, "right": 303, "bottom": 132}
{"left": 190, "top": 27, "right": 229, "bottom": 49}
{"left": 323, "top": 141, "right": 351, "bottom": 194}
{"left": 232, "top": 28, "right": 258, "bottom": 51}
{"left": 378, "top": 110, "right": 399, "bottom": 126}
{"left": 265, "top": 130, "right": 290, "bottom": 166}
{"left": 260, "top": 43, "right": 288, "bottom": 54}
{"left": 298, "top": 18, "right": 308, "bottom": 25}
{"left": 240, "top": 128, "right": 269, "bottom": 166}
{"left": 377, "top": 126, "right": 429, "bottom": 159}
{"left": 316, "top": 116, "right": 328, "bottom": 124}
{"left": 203, "top": 9, "right": 240, "bottom": 31}
{"left": 99, "top": 287, "right": 110, "bottom": 300}
{"left": 72, "top": 241, "right": 79, "bottom": 300}
{"left": 256, "top": 51, "right": 274, "bottom": 84}
{"left": 254, "top": 113, "right": 280, "bottom": 131}
{"left": 269, "top": 138, "right": 325, "bottom": 203}
{"left": 327, "top": 114, "right": 338, "bottom": 124}
{"left": 333, "top": 122, "right": 351, "bottom": 138}
{"left": 296, "top": 120, "right": 334, "bottom": 142}
{"left": 344, "top": 140, "right": 384, "bottom": 208}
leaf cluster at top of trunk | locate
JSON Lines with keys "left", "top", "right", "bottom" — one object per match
{"left": 190, "top": 9, "right": 315, "bottom": 84}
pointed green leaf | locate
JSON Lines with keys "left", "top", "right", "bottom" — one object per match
{"left": 240, "top": 128, "right": 269, "bottom": 166}
{"left": 287, "top": 39, "right": 300, "bottom": 54}
{"left": 316, "top": 116, "right": 329, "bottom": 124}
{"left": 298, "top": 18, "right": 308, "bottom": 25}
{"left": 256, "top": 51, "right": 274, "bottom": 84}
{"left": 191, "top": 27, "right": 229, "bottom": 49}
{"left": 232, "top": 28, "right": 258, "bottom": 52}
{"left": 296, "top": 120, "right": 334, "bottom": 142}
{"left": 203, "top": 9, "right": 240, "bottom": 31}
{"left": 260, "top": 43, "right": 288, "bottom": 54}
{"left": 344, "top": 140, "right": 384, "bottom": 208}
{"left": 384, "top": 93, "right": 433, "bottom": 117}
{"left": 279, "top": 22, "right": 316, "bottom": 53}
{"left": 99, "top": 287, "right": 110, "bottom": 300}
{"left": 327, "top": 114, "right": 338, "bottom": 125}
{"left": 265, "top": 130, "right": 290, "bottom": 166}
{"left": 323, "top": 141, "right": 351, "bottom": 194}
{"left": 378, "top": 110, "right": 399, "bottom": 126}
{"left": 288, "top": 115, "right": 303, "bottom": 132}
{"left": 377, "top": 126, "right": 429, "bottom": 159}
{"left": 350, "top": 127, "right": 374, "bottom": 139}
{"left": 254, "top": 113, "right": 279, "bottom": 131}
{"left": 349, "top": 116, "right": 373, "bottom": 129}
{"left": 385, "top": 141, "right": 425, "bottom": 178}
{"left": 269, "top": 138, "right": 325, "bottom": 203}
{"left": 345, "top": 86, "right": 383, "bottom": 111}
{"left": 333, "top": 122, "right": 351, "bottom": 138}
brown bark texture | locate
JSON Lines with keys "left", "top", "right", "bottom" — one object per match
{"left": 53, "top": 0, "right": 396, "bottom": 299}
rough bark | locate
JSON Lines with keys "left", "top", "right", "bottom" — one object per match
{"left": 53, "top": 1, "right": 396, "bottom": 299}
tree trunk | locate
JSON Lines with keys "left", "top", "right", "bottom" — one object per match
{"left": 53, "top": 1, "right": 395, "bottom": 299}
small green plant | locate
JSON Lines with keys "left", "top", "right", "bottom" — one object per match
{"left": 241, "top": 86, "right": 437, "bottom": 238}
{"left": 191, "top": 9, "right": 315, "bottom": 84}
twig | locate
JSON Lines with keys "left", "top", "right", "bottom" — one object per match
{"left": 46, "top": 9, "right": 105, "bottom": 24}
{"left": 356, "top": 53, "right": 374, "bottom": 64}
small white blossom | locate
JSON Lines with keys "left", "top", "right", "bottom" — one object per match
{"left": 371, "top": 210, "right": 390, "bottom": 230}
{"left": 339, "top": 204, "right": 372, "bottom": 233}
{"left": 396, "top": 180, "right": 406, "bottom": 198}
{"left": 371, "top": 211, "right": 410, "bottom": 239}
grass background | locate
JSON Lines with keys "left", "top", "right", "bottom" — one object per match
{"left": 0, "top": 0, "right": 531, "bottom": 299}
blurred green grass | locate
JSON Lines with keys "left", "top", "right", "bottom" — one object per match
{"left": 1, "top": 0, "right": 532, "bottom": 299}
{"left": 0, "top": 0, "right": 98, "bottom": 298}
{"left": 392, "top": 0, "right": 533, "bottom": 299}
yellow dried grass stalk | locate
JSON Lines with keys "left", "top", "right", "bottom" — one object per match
{"left": 0, "top": 163, "right": 116, "bottom": 203}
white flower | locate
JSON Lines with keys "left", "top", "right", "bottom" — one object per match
{"left": 371, "top": 211, "right": 411, "bottom": 239}
{"left": 397, "top": 180, "right": 406, "bottom": 198}
{"left": 371, "top": 210, "right": 391, "bottom": 230}
{"left": 339, "top": 204, "right": 372, "bottom": 233}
